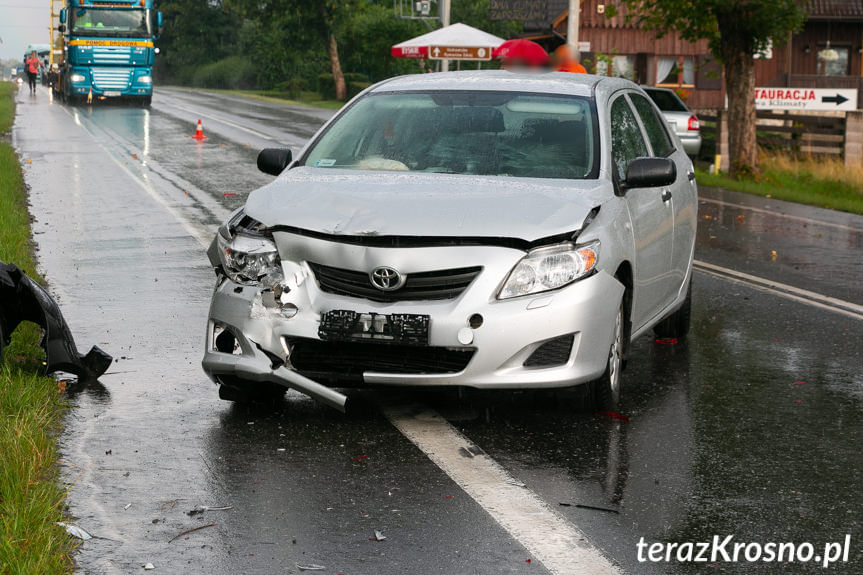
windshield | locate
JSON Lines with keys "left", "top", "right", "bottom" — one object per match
{"left": 303, "top": 91, "right": 598, "bottom": 180}
{"left": 71, "top": 8, "right": 152, "bottom": 38}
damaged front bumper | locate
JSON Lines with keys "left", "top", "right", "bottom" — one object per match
{"left": 201, "top": 233, "right": 624, "bottom": 411}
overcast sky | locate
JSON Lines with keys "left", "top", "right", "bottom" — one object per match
{"left": 0, "top": 1, "right": 54, "bottom": 61}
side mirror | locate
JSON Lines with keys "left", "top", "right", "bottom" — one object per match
{"left": 257, "top": 148, "right": 292, "bottom": 176}
{"left": 59, "top": 8, "right": 66, "bottom": 24}
{"left": 623, "top": 157, "right": 676, "bottom": 190}
{"left": 156, "top": 11, "right": 163, "bottom": 28}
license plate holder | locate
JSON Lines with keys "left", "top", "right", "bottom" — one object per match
{"left": 103, "top": 91, "right": 121, "bottom": 97}
{"left": 319, "top": 310, "right": 429, "bottom": 345}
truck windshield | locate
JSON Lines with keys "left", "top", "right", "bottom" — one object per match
{"left": 303, "top": 91, "right": 598, "bottom": 180}
{"left": 71, "top": 8, "right": 151, "bottom": 38}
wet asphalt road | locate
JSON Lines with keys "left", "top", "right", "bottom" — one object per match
{"left": 11, "top": 85, "right": 862, "bottom": 575}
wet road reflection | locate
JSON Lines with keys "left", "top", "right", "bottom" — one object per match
{"left": 13, "top": 87, "right": 862, "bottom": 574}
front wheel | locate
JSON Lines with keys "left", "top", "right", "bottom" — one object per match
{"left": 589, "top": 303, "right": 624, "bottom": 411}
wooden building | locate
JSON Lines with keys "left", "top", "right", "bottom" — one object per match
{"left": 519, "top": 0, "right": 863, "bottom": 110}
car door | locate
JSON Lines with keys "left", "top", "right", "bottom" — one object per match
{"left": 609, "top": 92, "right": 674, "bottom": 330}
{"left": 629, "top": 91, "right": 697, "bottom": 295}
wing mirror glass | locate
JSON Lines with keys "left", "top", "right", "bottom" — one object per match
{"left": 257, "top": 148, "right": 292, "bottom": 176}
{"left": 623, "top": 157, "right": 676, "bottom": 190}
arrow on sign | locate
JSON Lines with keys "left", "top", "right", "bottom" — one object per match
{"left": 822, "top": 93, "right": 849, "bottom": 106}
{"left": 432, "top": 47, "right": 440, "bottom": 57}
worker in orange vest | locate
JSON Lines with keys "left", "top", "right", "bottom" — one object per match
{"left": 554, "top": 45, "right": 587, "bottom": 74}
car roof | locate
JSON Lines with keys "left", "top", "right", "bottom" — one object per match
{"left": 370, "top": 70, "right": 634, "bottom": 99}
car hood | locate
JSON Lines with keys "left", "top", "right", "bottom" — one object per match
{"left": 244, "top": 167, "right": 612, "bottom": 243}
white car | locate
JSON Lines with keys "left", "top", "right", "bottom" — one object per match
{"left": 203, "top": 71, "right": 697, "bottom": 412}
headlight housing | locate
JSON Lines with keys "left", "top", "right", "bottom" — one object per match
{"left": 498, "top": 241, "right": 599, "bottom": 300}
{"left": 217, "top": 229, "right": 281, "bottom": 286}
{"left": 138, "top": 75, "right": 152, "bottom": 84}
{"left": 70, "top": 73, "right": 86, "bottom": 83}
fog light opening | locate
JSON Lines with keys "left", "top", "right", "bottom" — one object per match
{"left": 214, "top": 325, "right": 241, "bottom": 355}
{"left": 468, "top": 314, "right": 484, "bottom": 329}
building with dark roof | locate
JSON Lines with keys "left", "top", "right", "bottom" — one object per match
{"left": 503, "top": 0, "right": 863, "bottom": 109}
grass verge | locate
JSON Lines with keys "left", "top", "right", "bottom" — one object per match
{"left": 170, "top": 86, "right": 345, "bottom": 110}
{"left": 0, "top": 82, "right": 75, "bottom": 574}
{"left": 696, "top": 151, "right": 863, "bottom": 215}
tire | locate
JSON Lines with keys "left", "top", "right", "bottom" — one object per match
{"left": 589, "top": 302, "right": 624, "bottom": 411}
{"left": 653, "top": 280, "right": 692, "bottom": 339}
{"left": 140, "top": 95, "right": 152, "bottom": 107}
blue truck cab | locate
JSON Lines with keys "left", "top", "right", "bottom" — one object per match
{"left": 56, "top": 0, "right": 161, "bottom": 106}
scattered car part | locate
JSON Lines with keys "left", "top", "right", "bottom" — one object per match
{"left": 0, "top": 261, "right": 112, "bottom": 381}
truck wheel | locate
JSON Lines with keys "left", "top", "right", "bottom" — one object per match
{"left": 588, "top": 302, "right": 624, "bottom": 411}
{"left": 140, "top": 96, "right": 152, "bottom": 107}
{"left": 653, "top": 280, "right": 692, "bottom": 340}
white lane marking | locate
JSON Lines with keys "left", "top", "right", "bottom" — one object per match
{"left": 693, "top": 260, "right": 863, "bottom": 320}
{"left": 384, "top": 404, "right": 622, "bottom": 575}
{"left": 699, "top": 197, "right": 862, "bottom": 233}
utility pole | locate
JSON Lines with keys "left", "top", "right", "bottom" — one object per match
{"left": 440, "top": 0, "right": 451, "bottom": 72}
{"left": 567, "top": 0, "right": 580, "bottom": 50}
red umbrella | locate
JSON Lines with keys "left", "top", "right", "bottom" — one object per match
{"left": 492, "top": 39, "right": 549, "bottom": 67}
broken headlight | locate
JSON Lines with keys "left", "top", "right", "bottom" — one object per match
{"left": 498, "top": 241, "right": 599, "bottom": 300}
{"left": 217, "top": 230, "right": 281, "bottom": 286}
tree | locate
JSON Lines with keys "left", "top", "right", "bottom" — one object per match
{"left": 615, "top": 0, "right": 806, "bottom": 177}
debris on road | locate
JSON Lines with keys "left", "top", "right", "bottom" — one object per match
{"left": 370, "top": 530, "right": 386, "bottom": 541}
{"left": 168, "top": 522, "right": 217, "bottom": 543}
{"left": 124, "top": 503, "right": 132, "bottom": 510}
{"left": 187, "top": 505, "right": 233, "bottom": 516}
{"left": 56, "top": 522, "right": 92, "bottom": 540}
{"left": 558, "top": 503, "right": 620, "bottom": 514}
{"left": 0, "top": 260, "right": 112, "bottom": 381}
{"left": 296, "top": 564, "right": 326, "bottom": 571}
{"left": 595, "top": 411, "right": 631, "bottom": 423}
{"left": 143, "top": 563, "right": 155, "bottom": 570}
{"left": 506, "top": 479, "right": 526, "bottom": 488}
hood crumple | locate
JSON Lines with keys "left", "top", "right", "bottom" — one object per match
{"left": 244, "top": 167, "right": 612, "bottom": 242}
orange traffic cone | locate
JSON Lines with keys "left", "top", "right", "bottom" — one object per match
{"left": 193, "top": 119, "right": 207, "bottom": 140}
{"left": 86, "top": 87, "right": 93, "bottom": 104}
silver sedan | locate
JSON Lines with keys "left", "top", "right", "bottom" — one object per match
{"left": 202, "top": 71, "right": 697, "bottom": 412}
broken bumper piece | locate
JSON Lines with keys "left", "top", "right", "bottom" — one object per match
{"left": 0, "top": 261, "right": 112, "bottom": 381}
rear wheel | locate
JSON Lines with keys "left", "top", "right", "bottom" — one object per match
{"left": 588, "top": 303, "right": 623, "bottom": 411}
{"left": 653, "top": 280, "right": 692, "bottom": 339}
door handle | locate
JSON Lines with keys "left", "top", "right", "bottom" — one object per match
{"left": 687, "top": 171, "right": 696, "bottom": 181}
{"left": 661, "top": 190, "right": 672, "bottom": 202}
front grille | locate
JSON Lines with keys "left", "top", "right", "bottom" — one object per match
{"left": 92, "top": 67, "right": 131, "bottom": 90}
{"left": 92, "top": 48, "right": 131, "bottom": 64}
{"left": 308, "top": 262, "right": 481, "bottom": 302}
{"left": 289, "top": 339, "right": 474, "bottom": 382}
{"left": 523, "top": 334, "right": 575, "bottom": 368}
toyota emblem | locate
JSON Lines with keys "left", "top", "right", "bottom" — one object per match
{"left": 370, "top": 266, "right": 405, "bottom": 291}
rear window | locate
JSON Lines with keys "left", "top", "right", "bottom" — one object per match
{"left": 644, "top": 89, "right": 688, "bottom": 112}
{"left": 302, "top": 91, "right": 599, "bottom": 180}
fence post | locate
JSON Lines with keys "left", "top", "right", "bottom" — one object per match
{"left": 845, "top": 111, "right": 863, "bottom": 168}
{"left": 716, "top": 109, "right": 730, "bottom": 172}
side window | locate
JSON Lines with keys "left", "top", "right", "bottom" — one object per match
{"left": 610, "top": 95, "right": 648, "bottom": 181}
{"left": 630, "top": 93, "right": 675, "bottom": 157}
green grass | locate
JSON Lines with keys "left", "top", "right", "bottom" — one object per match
{"left": 173, "top": 87, "right": 345, "bottom": 110}
{"left": 0, "top": 82, "right": 76, "bottom": 575}
{"left": 696, "top": 159, "right": 863, "bottom": 216}
{"left": 0, "top": 83, "right": 15, "bottom": 134}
